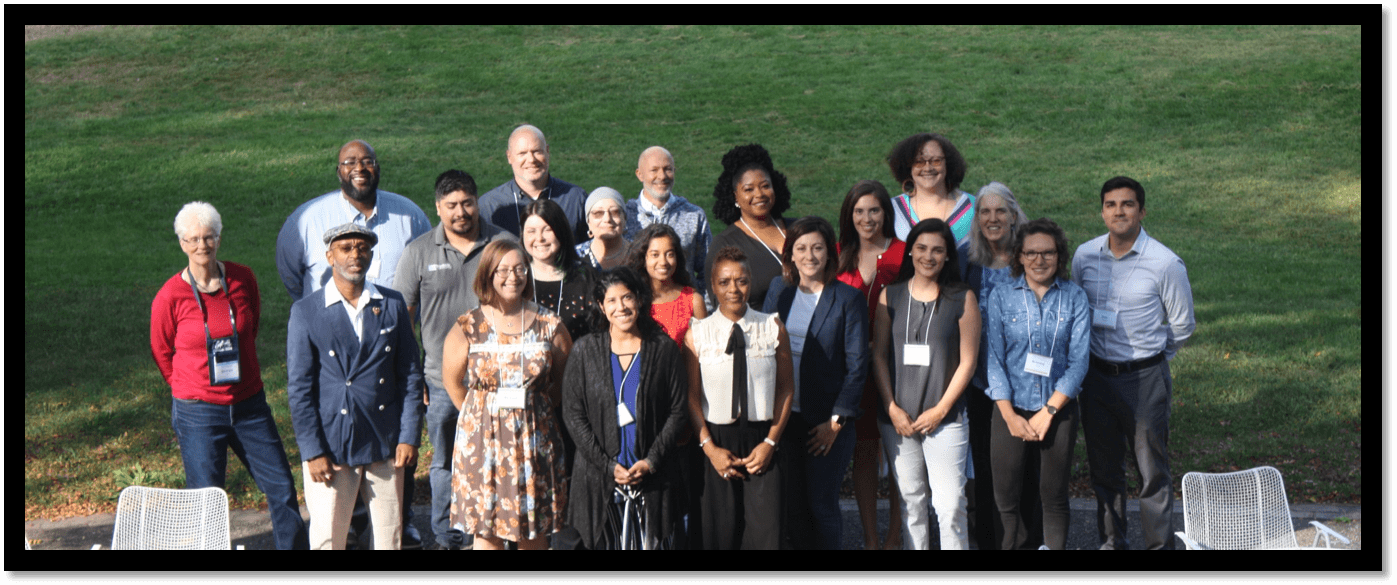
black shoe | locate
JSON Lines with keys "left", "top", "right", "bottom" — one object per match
{"left": 402, "top": 523, "right": 423, "bottom": 550}
{"left": 344, "top": 529, "right": 360, "bottom": 550}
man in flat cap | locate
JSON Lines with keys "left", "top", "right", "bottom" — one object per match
{"left": 286, "top": 223, "right": 424, "bottom": 550}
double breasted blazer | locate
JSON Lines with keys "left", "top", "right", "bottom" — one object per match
{"left": 286, "top": 285, "right": 423, "bottom": 467}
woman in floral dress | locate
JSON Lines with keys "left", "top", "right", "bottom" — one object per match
{"left": 441, "top": 239, "right": 572, "bottom": 550}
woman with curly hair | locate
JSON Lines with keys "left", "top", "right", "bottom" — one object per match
{"left": 886, "top": 133, "right": 975, "bottom": 246}
{"left": 706, "top": 143, "right": 794, "bottom": 313}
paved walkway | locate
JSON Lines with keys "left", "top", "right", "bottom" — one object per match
{"left": 24, "top": 497, "right": 1360, "bottom": 550}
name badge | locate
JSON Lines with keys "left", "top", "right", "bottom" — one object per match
{"left": 616, "top": 403, "right": 635, "bottom": 427}
{"left": 1024, "top": 352, "right": 1054, "bottom": 377}
{"left": 496, "top": 387, "right": 526, "bottom": 410}
{"left": 1092, "top": 308, "right": 1117, "bottom": 330}
{"left": 208, "top": 335, "right": 241, "bottom": 385}
{"left": 904, "top": 344, "right": 931, "bottom": 367}
{"left": 367, "top": 254, "right": 382, "bottom": 279}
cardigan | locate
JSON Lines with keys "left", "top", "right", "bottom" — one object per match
{"left": 562, "top": 328, "right": 688, "bottom": 550}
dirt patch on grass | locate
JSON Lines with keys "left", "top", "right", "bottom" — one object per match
{"left": 25, "top": 25, "right": 109, "bottom": 43}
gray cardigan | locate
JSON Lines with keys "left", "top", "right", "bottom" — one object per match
{"left": 561, "top": 327, "right": 689, "bottom": 550}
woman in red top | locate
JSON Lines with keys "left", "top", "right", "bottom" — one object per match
{"left": 149, "top": 201, "right": 306, "bottom": 549}
{"left": 626, "top": 223, "right": 707, "bottom": 345}
{"left": 834, "top": 180, "right": 906, "bottom": 550}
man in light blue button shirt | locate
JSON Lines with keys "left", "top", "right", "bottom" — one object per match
{"left": 276, "top": 140, "right": 431, "bottom": 302}
{"left": 1071, "top": 176, "right": 1196, "bottom": 550}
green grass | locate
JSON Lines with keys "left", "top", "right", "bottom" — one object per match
{"left": 25, "top": 25, "right": 1361, "bottom": 518}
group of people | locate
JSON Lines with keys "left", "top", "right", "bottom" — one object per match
{"left": 149, "top": 125, "right": 1195, "bottom": 551}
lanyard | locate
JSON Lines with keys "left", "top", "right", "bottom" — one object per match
{"left": 532, "top": 274, "right": 565, "bottom": 309}
{"left": 1097, "top": 234, "right": 1149, "bottom": 311}
{"left": 1021, "top": 284, "right": 1065, "bottom": 365}
{"left": 186, "top": 264, "right": 235, "bottom": 339}
{"left": 482, "top": 306, "right": 528, "bottom": 386}
{"left": 739, "top": 216, "right": 786, "bottom": 266}
{"left": 903, "top": 286, "right": 939, "bottom": 344}
{"left": 614, "top": 349, "right": 639, "bottom": 404}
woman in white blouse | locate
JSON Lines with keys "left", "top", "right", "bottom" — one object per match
{"left": 684, "top": 245, "right": 794, "bottom": 550}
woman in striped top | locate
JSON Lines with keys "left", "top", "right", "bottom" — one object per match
{"left": 886, "top": 133, "right": 976, "bottom": 246}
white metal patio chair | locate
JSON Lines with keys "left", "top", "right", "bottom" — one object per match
{"left": 99, "top": 486, "right": 234, "bottom": 550}
{"left": 605, "top": 485, "right": 666, "bottom": 550}
{"left": 1175, "top": 465, "right": 1351, "bottom": 550}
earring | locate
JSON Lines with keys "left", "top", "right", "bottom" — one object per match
{"left": 734, "top": 202, "right": 740, "bottom": 208}
{"left": 587, "top": 230, "right": 593, "bottom": 238}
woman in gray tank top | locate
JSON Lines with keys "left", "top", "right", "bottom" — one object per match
{"left": 870, "top": 218, "right": 980, "bottom": 550}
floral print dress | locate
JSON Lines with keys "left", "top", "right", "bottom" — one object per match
{"left": 450, "top": 306, "right": 568, "bottom": 542}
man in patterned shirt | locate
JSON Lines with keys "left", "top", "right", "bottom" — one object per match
{"left": 624, "top": 146, "right": 712, "bottom": 305}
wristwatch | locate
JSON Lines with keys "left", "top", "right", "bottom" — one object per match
{"left": 830, "top": 414, "right": 847, "bottom": 427}
{"left": 1045, "top": 405, "right": 1059, "bottom": 416}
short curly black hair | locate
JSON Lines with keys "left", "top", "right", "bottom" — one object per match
{"left": 711, "top": 143, "right": 792, "bottom": 225}
{"left": 887, "top": 133, "right": 967, "bottom": 195}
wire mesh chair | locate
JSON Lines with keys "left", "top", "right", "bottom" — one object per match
{"left": 1175, "top": 466, "right": 1351, "bottom": 550}
{"left": 604, "top": 485, "right": 664, "bottom": 550}
{"left": 106, "top": 486, "right": 233, "bottom": 550}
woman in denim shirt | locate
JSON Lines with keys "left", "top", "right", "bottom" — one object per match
{"left": 984, "top": 218, "right": 1090, "bottom": 550}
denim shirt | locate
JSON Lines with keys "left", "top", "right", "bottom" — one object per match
{"left": 984, "top": 275, "right": 1090, "bottom": 412}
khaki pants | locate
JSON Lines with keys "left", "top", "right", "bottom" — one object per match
{"left": 302, "top": 458, "right": 403, "bottom": 550}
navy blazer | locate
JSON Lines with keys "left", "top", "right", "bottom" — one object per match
{"left": 762, "top": 277, "right": 869, "bottom": 422}
{"left": 287, "top": 285, "right": 424, "bottom": 467}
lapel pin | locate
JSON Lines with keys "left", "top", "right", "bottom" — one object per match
{"left": 372, "top": 306, "right": 381, "bottom": 316}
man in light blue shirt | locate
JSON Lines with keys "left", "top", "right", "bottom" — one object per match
{"left": 276, "top": 139, "right": 431, "bottom": 301}
{"left": 1071, "top": 175, "right": 1195, "bottom": 550}
{"left": 624, "top": 146, "right": 712, "bottom": 304}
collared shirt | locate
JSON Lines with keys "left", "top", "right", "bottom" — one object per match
{"left": 984, "top": 275, "right": 1091, "bottom": 412}
{"left": 477, "top": 176, "right": 587, "bottom": 243}
{"left": 275, "top": 190, "right": 431, "bottom": 301}
{"left": 1071, "top": 228, "right": 1196, "bottom": 362}
{"left": 394, "top": 221, "right": 516, "bottom": 386}
{"left": 624, "top": 192, "right": 712, "bottom": 302}
{"left": 323, "top": 281, "right": 383, "bottom": 344}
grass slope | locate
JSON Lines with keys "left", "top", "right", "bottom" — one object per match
{"left": 24, "top": 25, "right": 1361, "bottom": 519}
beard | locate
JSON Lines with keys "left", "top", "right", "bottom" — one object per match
{"left": 340, "top": 174, "right": 379, "bottom": 205}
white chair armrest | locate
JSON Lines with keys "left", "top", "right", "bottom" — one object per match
{"left": 1175, "top": 531, "right": 1210, "bottom": 550}
{"left": 91, "top": 544, "right": 103, "bottom": 550}
{"left": 1308, "top": 521, "right": 1352, "bottom": 548}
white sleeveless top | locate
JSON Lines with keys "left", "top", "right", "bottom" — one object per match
{"left": 690, "top": 309, "right": 782, "bottom": 424}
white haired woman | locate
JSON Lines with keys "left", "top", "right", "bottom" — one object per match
{"left": 150, "top": 201, "right": 308, "bottom": 549}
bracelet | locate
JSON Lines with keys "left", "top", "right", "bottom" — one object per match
{"left": 698, "top": 437, "right": 711, "bottom": 448}
{"left": 763, "top": 437, "right": 778, "bottom": 448}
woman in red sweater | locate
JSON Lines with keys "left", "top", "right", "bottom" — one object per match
{"left": 149, "top": 201, "right": 306, "bottom": 549}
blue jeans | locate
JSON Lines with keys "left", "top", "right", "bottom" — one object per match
{"left": 171, "top": 391, "right": 308, "bottom": 550}
{"left": 425, "top": 381, "right": 467, "bottom": 548}
{"left": 780, "top": 411, "right": 858, "bottom": 550}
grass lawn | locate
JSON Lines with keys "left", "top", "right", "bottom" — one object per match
{"left": 24, "top": 25, "right": 1361, "bottom": 519}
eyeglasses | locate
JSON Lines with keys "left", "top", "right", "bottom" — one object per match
{"left": 181, "top": 235, "right": 220, "bottom": 246}
{"left": 1020, "top": 250, "right": 1058, "bottom": 261}
{"left": 493, "top": 266, "right": 528, "bottom": 279}
{"left": 331, "top": 242, "right": 373, "bottom": 255}
{"left": 912, "top": 156, "right": 946, "bottom": 168}
{"left": 589, "top": 208, "right": 623, "bottom": 221}
{"left": 339, "top": 158, "right": 377, "bottom": 169}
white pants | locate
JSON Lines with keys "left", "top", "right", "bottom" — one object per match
{"left": 302, "top": 458, "right": 404, "bottom": 550}
{"left": 879, "top": 415, "right": 969, "bottom": 550}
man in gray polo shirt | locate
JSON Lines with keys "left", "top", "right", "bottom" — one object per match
{"left": 394, "top": 169, "right": 517, "bottom": 550}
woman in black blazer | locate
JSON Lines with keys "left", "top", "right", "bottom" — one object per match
{"left": 562, "top": 267, "right": 689, "bottom": 549}
{"left": 762, "top": 216, "right": 870, "bottom": 550}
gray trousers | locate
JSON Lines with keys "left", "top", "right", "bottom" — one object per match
{"left": 1080, "top": 358, "right": 1175, "bottom": 550}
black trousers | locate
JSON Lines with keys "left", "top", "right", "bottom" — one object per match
{"left": 700, "top": 421, "right": 782, "bottom": 550}
{"left": 1081, "top": 358, "right": 1175, "bottom": 550}
{"left": 989, "top": 401, "right": 1078, "bottom": 550}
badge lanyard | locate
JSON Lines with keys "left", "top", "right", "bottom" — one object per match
{"left": 902, "top": 289, "right": 939, "bottom": 367}
{"left": 739, "top": 216, "right": 786, "bottom": 266}
{"left": 483, "top": 306, "right": 529, "bottom": 412}
{"left": 186, "top": 264, "right": 240, "bottom": 385}
{"left": 1094, "top": 235, "right": 1148, "bottom": 329}
{"left": 1021, "top": 285, "right": 1064, "bottom": 378}
{"left": 614, "top": 349, "right": 639, "bottom": 427}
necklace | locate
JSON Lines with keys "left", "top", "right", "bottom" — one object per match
{"left": 739, "top": 216, "right": 786, "bottom": 265}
